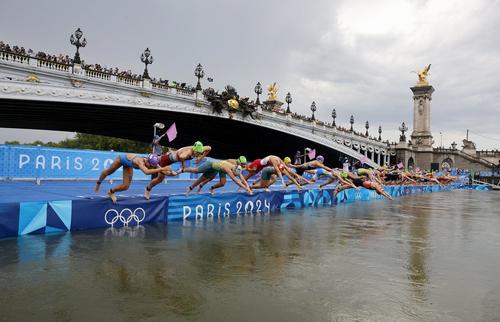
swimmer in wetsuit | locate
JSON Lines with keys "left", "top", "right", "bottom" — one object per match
{"left": 95, "top": 153, "right": 177, "bottom": 204}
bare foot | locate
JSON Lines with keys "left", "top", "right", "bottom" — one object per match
{"left": 186, "top": 186, "right": 193, "bottom": 195}
{"left": 144, "top": 187, "right": 151, "bottom": 200}
{"left": 196, "top": 185, "right": 204, "bottom": 193}
{"left": 333, "top": 189, "right": 339, "bottom": 197}
{"left": 209, "top": 187, "right": 215, "bottom": 195}
{"left": 107, "top": 190, "right": 117, "bottom": 204}
{"left": 94, "top": 182, "right": 101, "bottom": 193}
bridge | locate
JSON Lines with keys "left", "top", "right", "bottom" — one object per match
{"left": 0, "top": 47, "right": 391, "bottom": 168}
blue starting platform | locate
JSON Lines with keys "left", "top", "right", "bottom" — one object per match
{"left": 0, "top": 179, "right": 491, "bottom": 239}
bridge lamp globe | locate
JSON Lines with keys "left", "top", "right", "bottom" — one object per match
{"left": 285, "top": 92, "right": 292, "bottom": 113}
{"left": 310, "top": 101, "right": 317, "bottom": 121}
{"left": 254, "top": 82, "right": 263, "bottom": 105}
{"left": 153, "top": 123, "right": 164, "bottom": 136}
{"left": 331, "top": 108, "right": 337, "bottom": 127}
{"left": 195, "top": 63, "right": 204, "bottom": 90}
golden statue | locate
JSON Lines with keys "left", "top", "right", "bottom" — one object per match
{"left": 267, "top": 82, "right": 279, "bottom": 101}
{"left": 414, "top": 64, "right": 431, "bottom": 86}
{"left": 227, "top": 97, "right": 239, "bottom": 109}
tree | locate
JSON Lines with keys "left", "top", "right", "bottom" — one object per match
{"left": 3, "top": 133, "right": 151, "bottom": 153}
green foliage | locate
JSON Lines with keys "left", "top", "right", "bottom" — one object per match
{"left": 4, "top": 133, "right": 151, "bottom": 153}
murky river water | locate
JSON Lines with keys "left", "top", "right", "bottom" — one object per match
{"left": 1, "top": 190, "right": 500, "bottom": 322}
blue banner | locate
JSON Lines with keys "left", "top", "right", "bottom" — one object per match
{"left": 166, "top": 191, "right": 285, "bottom": 221}
{"left": 0, "top": 145, "right": 192, "bottom": 180}
{"left": 71, "top": 197, "right": 167, "bottom": 230}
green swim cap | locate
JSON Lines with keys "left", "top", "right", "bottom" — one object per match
{"left": 340, "top": 171, "right": 348, "bottom": 178}
{"left": 193, "top": 141, "right": 204, "bottom": 153}
{"left": 238, "top": 156, "right": 247, "bottom": 165}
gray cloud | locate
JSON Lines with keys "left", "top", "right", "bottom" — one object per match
{"left": 1, "top": 0, "right": 499, "bottom": 149}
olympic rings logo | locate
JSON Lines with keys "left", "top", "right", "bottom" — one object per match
{"left": 104, "top": 208, "right": 146, "bottom": 226}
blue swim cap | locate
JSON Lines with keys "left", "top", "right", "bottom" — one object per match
{"left": 316, "top": 155, "right": 324, "bottom": 162}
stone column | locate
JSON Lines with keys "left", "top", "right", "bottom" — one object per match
{"left": 410, "top": 85, "right": 434, "bottom": 151}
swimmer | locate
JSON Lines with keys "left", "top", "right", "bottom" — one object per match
{"left": 245, "top": 155, "right": 298, "bottom": 189}
{"left": 183, "top": 157, "right": 252, "bottom": 194}
{"left": 191, "top": 156, "right": 249, "bottom": 194}
{"left": 287, "top": 155, "right": 331, "bottom": 186}
{"left": 146, "top": 141, "right": 212, "bottom": 197}
{"left": 159, "top": 141, "right": 211, "bottom": 168}
{"left": 318, "top": 169, "right": 358, "bottom": 190}
{"left": 95, "top": 153, "right": 177, "bottom": 204}
{"left": 334, "top": 173, "right": 393, "bottom": 200}
{"left": 251, "top": 161, "right": 306, "bottom": 191}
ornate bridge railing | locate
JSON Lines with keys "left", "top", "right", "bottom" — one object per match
{"left": 0, "top": 53, "right": 390, "bottom": 166}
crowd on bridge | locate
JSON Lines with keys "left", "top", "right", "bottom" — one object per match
{"left": 1, "top": 40, "right": 195, "bottom": 88}
{"left": 93, "top": 137, "right": 457, "bottom": 204}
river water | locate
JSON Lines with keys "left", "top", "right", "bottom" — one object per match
{"left": 1, "top": 190, "right": 500, "bottom": 322}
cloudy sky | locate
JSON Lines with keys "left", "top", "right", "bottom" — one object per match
{"left": 1, "top": 0, "right": 499, "bottom": 149}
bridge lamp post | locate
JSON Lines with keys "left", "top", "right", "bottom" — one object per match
{"left": 140, "top": 48, "right": 154, "bottom": 79}
{"left": 153, "top": 123, "right": 165, "bottom": 137}
{"left": 451, "top": 141, "right": 457, "bottom": 150}
{"left": 350, "top": 115, "right": 354, "bottom": 132}
{"left": 310, "top": 101, "right": 317, "bottom": 121}
{"left": 378, "top": 125, "right": 382, "bottom": 141}
{"left": 399, "top": 122, "right": 408, "bottom": 142}
{"left": 254, "top": 82, "right": 263, "bottom": 105}
{"left": 365, "top": 121, "right": 369, "bottom": 136}
{"left": 331, "top": 108, "right": 336, "bottom": 127}
{"left": 195, "top": 63, "right": 204, "bottom": 91}
{"left": 285, "top": 92, "right": 292, "bottom": 113}
{"left": 69, "top": 28, "right": 87, "bottom": 65}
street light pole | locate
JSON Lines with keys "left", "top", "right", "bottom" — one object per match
{"left": 331, "top": 108, "right": 336, "bottom": 127}
{"left": 254, "top": 82, "right": 262, "bottom": 106}
{"left": 310, "top": 101, "right": 317, "bottom": 121}
{"left": 350, "top": 115, "right": 354, "bottom": 132}
{"left": 69, "top": 28, "right": 87, "bottom": 65}
{"left": 140, "top": 48, "right": 154, "bottom": 79}
{"left": 194, "top": 63, "right": 204, "bottom": 90}
{"left": 285, "top": 92, "right": 292, "bottom": 113}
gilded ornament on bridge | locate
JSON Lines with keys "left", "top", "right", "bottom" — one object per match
{"left": 70, "top": 79, "right": 82, "bottom": 88}
{"left": 227, "top": 97, "right": 239, "bottom": 109}
{"left": 267, "top": 82, "right": 279, "bottom": 101}
{"left": 140, "top": 91, "right": 151, "bottom": 97}
{"left": 25, "top": 73, "right": 40, "bottom": 83}
{"left": 413, "top": 64, "right": 431, "bottom": 86}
